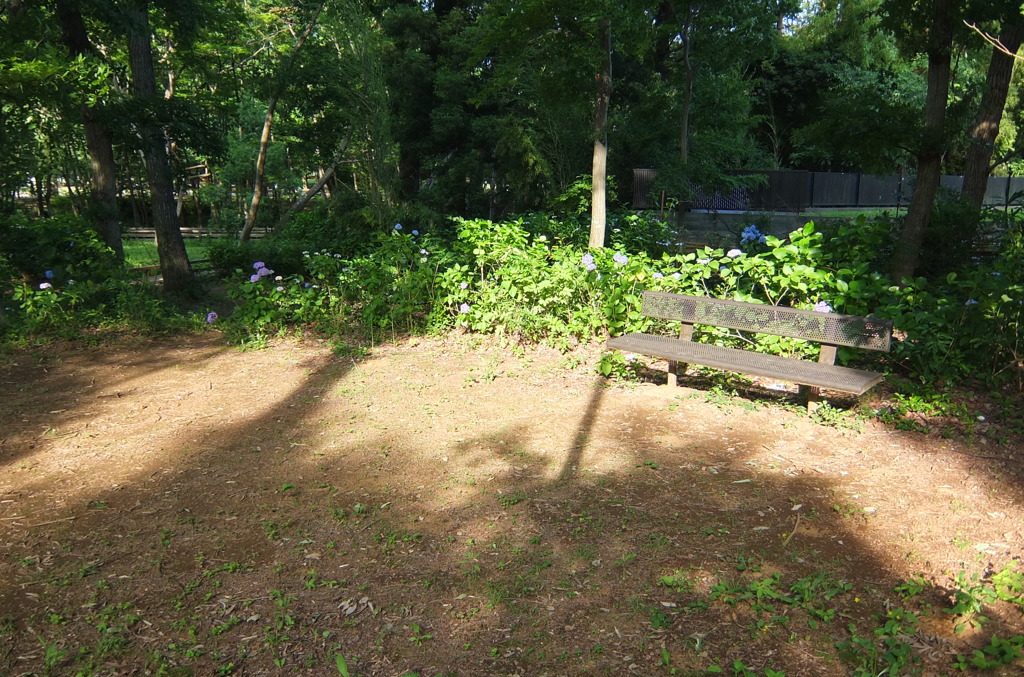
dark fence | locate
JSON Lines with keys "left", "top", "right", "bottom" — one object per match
{"left": 632, "top": 169, "right": 1024, "bottom": 211}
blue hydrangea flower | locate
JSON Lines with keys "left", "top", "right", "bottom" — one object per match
{"left": 965, "top": 299, "right": 979, "bottom": 306}
{"left": 44, "top": 270, "right": 55, "bottom": 279}
{"left": 740, "top": 225, "right": 766, "bottom": 245}
{"left": 412, "top": 230, "right": 419, "bottom": 236}
{"left": 613, "top": 252, "right": 629, "bottom": 265}
{"left": 394, "top": 223, "right": 402, "bottom": 230}
{"left": 652, "top": 272, "right": 663, "bottom": 279}
{"left": 581, "top": 253, "right": 597, "bottom": 271}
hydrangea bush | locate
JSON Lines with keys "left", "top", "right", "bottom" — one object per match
{"left": 221, "top": 214, "right": 1024, "bottom": 387}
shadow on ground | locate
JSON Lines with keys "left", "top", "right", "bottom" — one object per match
{"left": 0, "top": 336, "right": 1022, "bottom": 676}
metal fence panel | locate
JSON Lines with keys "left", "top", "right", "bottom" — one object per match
{"left": 632, "top": 168, "right": 657, "bottom": 209}
{"left": 811, "top": 172, "right": 858, "bottom": 207}
{"left": 1013, "top": 177, "right": 1024, "bottom": 200}
{"left": 633, "top": 168, "right": 1024, "bottom": 210}
{"left": 939, "top": 175, "right": 963, "bottom": 193}
{"left": 858, "top": 174, "right": 907, "bottom": 207}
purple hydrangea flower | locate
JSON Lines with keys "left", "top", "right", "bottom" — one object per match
{"left": 253, "top": 261, "right": 265, "bottom": 270}
{"left": 581, "top": 252, "right": 597, "bottom": 271}
{"left": 460, "top": 282, "right": 469, "bottom": 290}
{"left": 250, "top": 274, "right": 260, "bottom": 282}
{"left": 813, "top": 301, "right": 832, "bottom": 313}
{"left": 652, "top": 272, "right": 663, "bottom": 279}
{"left": 257, "top": 267, "right": 272, "bottom": 277}
{"left": 206, "top": 311, "right": 219, "bottom": 323}
{"left": 459, "top": 302, "right": 471, "bottom": 314}
{"left": 613, "top": 252, "right": 629, "bottom": 265}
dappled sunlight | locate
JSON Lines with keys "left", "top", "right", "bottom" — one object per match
{"left": 1, "top": 337, "right": 1022, "bottom": 676}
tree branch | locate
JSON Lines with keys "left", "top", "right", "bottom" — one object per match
{"left": 964, "top": 21, "right": 1024, "bottom": 60}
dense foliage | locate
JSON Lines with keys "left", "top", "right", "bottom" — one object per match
{"left": 2, "top": 1, "right": 1022, "bottom": 228}
{"left": 10, "top": 209, "right": 1015, "bottom": 389}
{"left": 2, "top": 0, "right": 1024, "bottom": 394}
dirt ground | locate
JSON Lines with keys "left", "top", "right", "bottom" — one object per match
{"left": 1, "top": 333, "right": 1022, "bottom": 676}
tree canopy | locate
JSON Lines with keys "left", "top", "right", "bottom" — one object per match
{"left": 1, "top": 0, "right": 1021, "bottom": 275}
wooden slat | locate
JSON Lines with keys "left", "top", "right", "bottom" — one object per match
{"left": 642, "top": 292, "right": 892, "bottom": 351}
{"left": 608, "top": 333, "right": 884, "bottom": 395}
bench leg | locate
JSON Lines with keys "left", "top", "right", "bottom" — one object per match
{"left": 800, "top": 385, "right": 822, "bottom": 413}
{"left": 667, "top": 361, "right": 688, "bottom": 387}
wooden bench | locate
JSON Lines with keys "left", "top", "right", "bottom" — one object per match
{"left": 607, "top": 291, "right": 892, "bottom": 405}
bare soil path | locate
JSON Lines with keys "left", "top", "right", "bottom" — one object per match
{"left": 1, "top": 334, "right": 1022, "bottom": 676}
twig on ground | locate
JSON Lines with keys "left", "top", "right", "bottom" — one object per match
{"left": 782, "top": 512, "right": 802, "bottom": 548}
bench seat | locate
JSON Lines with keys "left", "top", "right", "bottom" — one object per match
{"left": 608, "top": 332, "right": 884, "bottom": 396}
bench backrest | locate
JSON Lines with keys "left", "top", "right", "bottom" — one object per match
{"left": 642, "top": 291, "right": 892, "bottom": 352}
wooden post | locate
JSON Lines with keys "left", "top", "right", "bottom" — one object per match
{"left": 668, "top": 323, "right": 694, "bottom": 387}
{"left": 803, "top": 344, "right": 838, "bottom": 412}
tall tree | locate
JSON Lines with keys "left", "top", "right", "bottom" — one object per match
{"left": 961, "top": 19, "right": 1023, "bottom": 208}
{"left": 644, "top": 0, "right": 784, "bottom": 201}
{"left": 239, "top": 0, "right": 325, "bottom": 243}
{"left": 126, "top": 0, "right": 192, "bottom": 291}
{"left": 889, "top": 0, "right": 956, "bottom": 282}
{"left": 589, "top": 18, "right": 612, "bottom": 248}
{"left": 56, "top": 0, "right": 123, "bottom": 260}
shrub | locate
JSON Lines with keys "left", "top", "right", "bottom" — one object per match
{"left": 216, "top": 211, "right": 1024, "bottom": 388}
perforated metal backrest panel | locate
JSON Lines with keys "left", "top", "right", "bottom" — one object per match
{"left": 642, "top": 291, "right": 892, "bottom": 351}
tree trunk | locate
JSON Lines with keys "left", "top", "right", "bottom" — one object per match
{"left": 679, "top": 9, "right": 694, "bottom": 164}
{"left": 589, "top": 19, "right": 612, "bottom": 249}
{"left": 676, "top": 7, "right": 696, "bottom": 229}
{"left": 890, "top": 0, "right": 954, "bottom": 282}
{"left": 961, "top": 22, "right": 1022, "bottom": 209}
{"left": 276, "top": 137, "right": 351, "bottom": 229}
{"left": 57, "top": 0, "right": 123, "bottom": 259}
{"left": 240, "top": 96, "right": 279, "bottom": 242}
{"left": 239, "top": 2, "right": 324, "bottom": 243}
{"left": 126, "top": 2, "right": 192, "bottom": 292}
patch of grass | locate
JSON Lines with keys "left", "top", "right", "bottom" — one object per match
{"left": 498, "top": 489, "right": 526, "bottom": 508}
